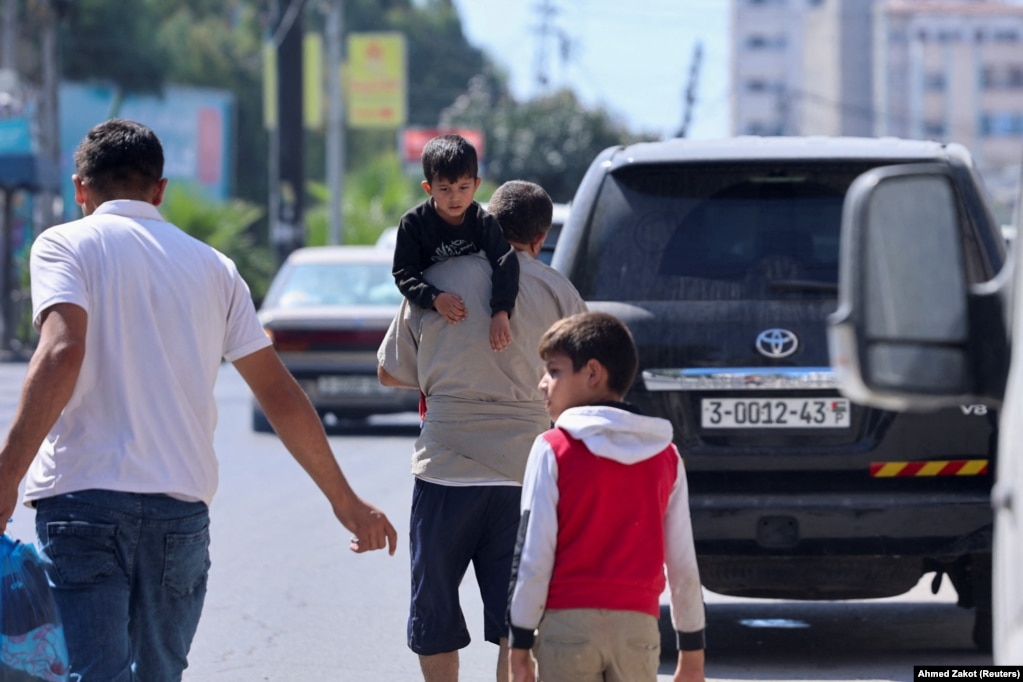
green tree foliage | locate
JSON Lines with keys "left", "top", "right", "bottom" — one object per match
{"left": 306, "top": 152, "right": 422, "bottom": 247}
{"left": 50, "top": 0, "right": 643, "bottom": 262}
{"left": 307, "top": 0, "right": 487, "bottom": 174}
{"left": 57, "top": 1, "right": 268, "bottom": 207}
{"left": 441, "top": 74, "right": 651, "bottom": 203}
{"left": 58, "top": 0, "right": 168, "bottom": 96}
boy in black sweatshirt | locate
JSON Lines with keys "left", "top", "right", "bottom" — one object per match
{"left": 392, "top": 133, "right": 519, "bottom": 352}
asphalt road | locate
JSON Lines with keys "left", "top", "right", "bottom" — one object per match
{"left": 0, "top": 361, "right": 995, "bottom": 681}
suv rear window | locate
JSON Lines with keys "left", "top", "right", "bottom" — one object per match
{"left": 570, "top": 161, "right": 890, "bottom": 301}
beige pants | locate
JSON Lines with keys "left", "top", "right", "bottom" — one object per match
{"left": 534, "top": 609, "right": 660, "bottom": 682}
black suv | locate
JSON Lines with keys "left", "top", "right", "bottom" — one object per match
{"left": 552, "top": 136, "right": 1006, "bottom": 647}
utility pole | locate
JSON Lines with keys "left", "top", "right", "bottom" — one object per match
{"left": 38, "top": 0, "right": 66, "bottom": 229}
{"left": 677, "top": 41, "right": 703, "bottom": 138}
{"left": 1, "top": 0, "right": 14, "bottom": 70}
{"left": 325, "top": 0, "right": 344, "bottom": 245}
{"left": 0, "top": 0, "right": 14, "bottom": 354}
{"left": 533, "top": 0, "right": 557, "bottom": 93}
{"left": 269, "top": 0, "right": 306, "bottom": 267}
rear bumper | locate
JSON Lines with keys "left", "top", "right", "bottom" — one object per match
{"left": 691, "top": 490, "right": 993, "bottom": 556}
{"left": 691, "top": 491, "right": 992, "bottom": 599}
{"left": 289, "top": 369, "right": 420, "bottom": 414}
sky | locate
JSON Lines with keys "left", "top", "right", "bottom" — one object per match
{"left": 451, "top": 0, "right": 731, "bottom": 141}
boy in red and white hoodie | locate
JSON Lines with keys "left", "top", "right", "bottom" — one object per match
{"left": 507, "top": 311, "right": 706, "bottom": 682}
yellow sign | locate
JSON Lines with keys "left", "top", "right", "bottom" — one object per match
{"left": 262, "top": 42, "right": 277, "bottom": 130}
{"left": 262, "top": 36, "right": 324, "bottom": 131}
{"left": 347, "top": 32, "right": 407, "bottom": 129}
{"left": 303, "top": 33, "right": 324, "bottom": 130}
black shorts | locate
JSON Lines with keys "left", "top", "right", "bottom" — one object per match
{"left": 407, "top": 478, "right": 522, "bottom": 655}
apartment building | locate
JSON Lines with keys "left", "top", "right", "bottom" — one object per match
{"left": 877, "top": 0, "right": 1023, "bottom": 179}
{"left": 732, "top": 0, "right": 1023, "bottom": 218}
{"left": 731, "top": 0, "right": 818, "bottom": 136}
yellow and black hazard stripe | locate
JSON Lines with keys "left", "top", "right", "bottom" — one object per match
{"left": 870, "top": 460, "right": 989, "bottom": 477}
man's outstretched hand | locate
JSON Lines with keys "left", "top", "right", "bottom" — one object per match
{"left": 338, "top": 498, "right": 398, "bottom": 555}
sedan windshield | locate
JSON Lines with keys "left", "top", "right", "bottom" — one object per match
{"left": 265, "top": 261, "right": 403, "bottom": 308}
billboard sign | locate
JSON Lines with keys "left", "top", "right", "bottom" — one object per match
{"left": 347, "top": 32, "right": 407, "bottom": 129}
{"left": 59, "top": 83, "right": 234, "bottom": 220}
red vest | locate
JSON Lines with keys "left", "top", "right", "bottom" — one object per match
{"left": 542, "top": 427, "right": 679, "bottom": 617}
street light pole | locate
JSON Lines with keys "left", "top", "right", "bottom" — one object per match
{"left": 326, "top": 0, "right": 344, "bottom": 245}
{"left": 270, "top": 0, "right": 306, "bottom": 267}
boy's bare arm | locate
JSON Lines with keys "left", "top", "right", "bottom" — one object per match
{"left": 434, "top": 292, "right": 466, "bottom": 323}
{"left": 508, "top": 648, "right": 536, "bottom": 682}
{"left": 673, "top": 648, "right": 706, "bottom": 682}
{"left": 490, "top": 310, "right": 511, "bottom": 351}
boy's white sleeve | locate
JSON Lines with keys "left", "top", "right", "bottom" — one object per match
{"left": 507, "top": 436, "right": 560, "bottom": 649}
{"left": 664, "top": 451, "right": 707, "bottom": 650}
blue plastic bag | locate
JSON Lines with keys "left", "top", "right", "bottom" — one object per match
{"left": 0, "top": 535, "right": 68, "bottom": 682}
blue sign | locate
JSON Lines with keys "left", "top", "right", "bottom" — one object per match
{"left": 59, "top": 83, "right": 235, "bottom": 220}
{"left": 0, "top": 118, "right": 33, "bottom": 155}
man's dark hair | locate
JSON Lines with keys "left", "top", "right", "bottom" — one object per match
{"left": 74, "top": 119, "right": 164, "bottom": 200}
{"left": 538, "top": 312, "right": 638, "bottom": 396}
{"left": 421, "top": 134, "right": 478, "bottom": 184}
{"left": 486, "top": 180, "right": 553, "bottom": 245}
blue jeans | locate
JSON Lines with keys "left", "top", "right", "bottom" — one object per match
{"left": 34, "top": 489, "right": 211, "bottom": 681}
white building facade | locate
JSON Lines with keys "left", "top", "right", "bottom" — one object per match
{"left": 732, "top": 0, "right": 1023, "bottom": 218}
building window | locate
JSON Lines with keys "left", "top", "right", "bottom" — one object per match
{"left": 923, "top": 73, "right": 946, "bottom": 91}
{"left": 745, "top": 80, "right": 785, "bottom": 94}
{"left": 1011, "top": 67, "right": 1023, "bottom": 88}
{"left": 980, "top": 113, "right": 1023, "bottom": 137}
{"left": 923, "top": 121, "right": 945, "bottom": 137}
{"left": 745, "top": 122, "right": 786, "bottom": 136}
{"left": 746, "top": 35, "right": 787, "bottom": 50}
{"left": 981, "top": 65, "right": 1023, "bottom": 90}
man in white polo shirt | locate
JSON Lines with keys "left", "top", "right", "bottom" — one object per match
{"left": 0, "top": 118, "right": 396, "bottom": 681}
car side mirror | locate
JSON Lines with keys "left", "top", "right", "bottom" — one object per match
{"left": 828, "top": 163, "right": 1004, "bottom": 411}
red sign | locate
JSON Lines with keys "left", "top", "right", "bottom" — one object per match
{"left": 401, "top": 128, "right": 486, "bottom": 166}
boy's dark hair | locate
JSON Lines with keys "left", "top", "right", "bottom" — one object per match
{"left": 421, "top": 134, "right": 478, "bottom": 184}
{"left": 74, "top": 119, "right": 164, "bottom": 200}
{"left": 486, "top": 180, "right": 553, "bottom": 245}
{"left": 539, "top": 312, "right": 638, "bottom": 396}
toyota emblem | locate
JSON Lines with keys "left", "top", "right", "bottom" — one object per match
{"left": 755, "top": 328, "right": 799, "bottom": 359}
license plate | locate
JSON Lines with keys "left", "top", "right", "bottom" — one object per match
{"left": 316, "top": 375, "right": 386, "bottom": 396}
{"left": 701, "top": 398, "right": 850, "bottom": 428}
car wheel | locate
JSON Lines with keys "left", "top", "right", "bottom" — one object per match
{"left": 252, "top": 409, "right": 274, "bottom": 433}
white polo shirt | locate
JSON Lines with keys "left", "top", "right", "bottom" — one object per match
{"left": 24, "top": 200, "right": 271, "bottom": 506}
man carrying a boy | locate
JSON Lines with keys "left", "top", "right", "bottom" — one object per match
{"left": 507, "top": 311, "right": 706, "bottom": 682}
{"left": 378, "top": 180, "right": 587, "bottom": 682}
{"left": 392, "top": 133, "right": 519, "bottom": 352}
